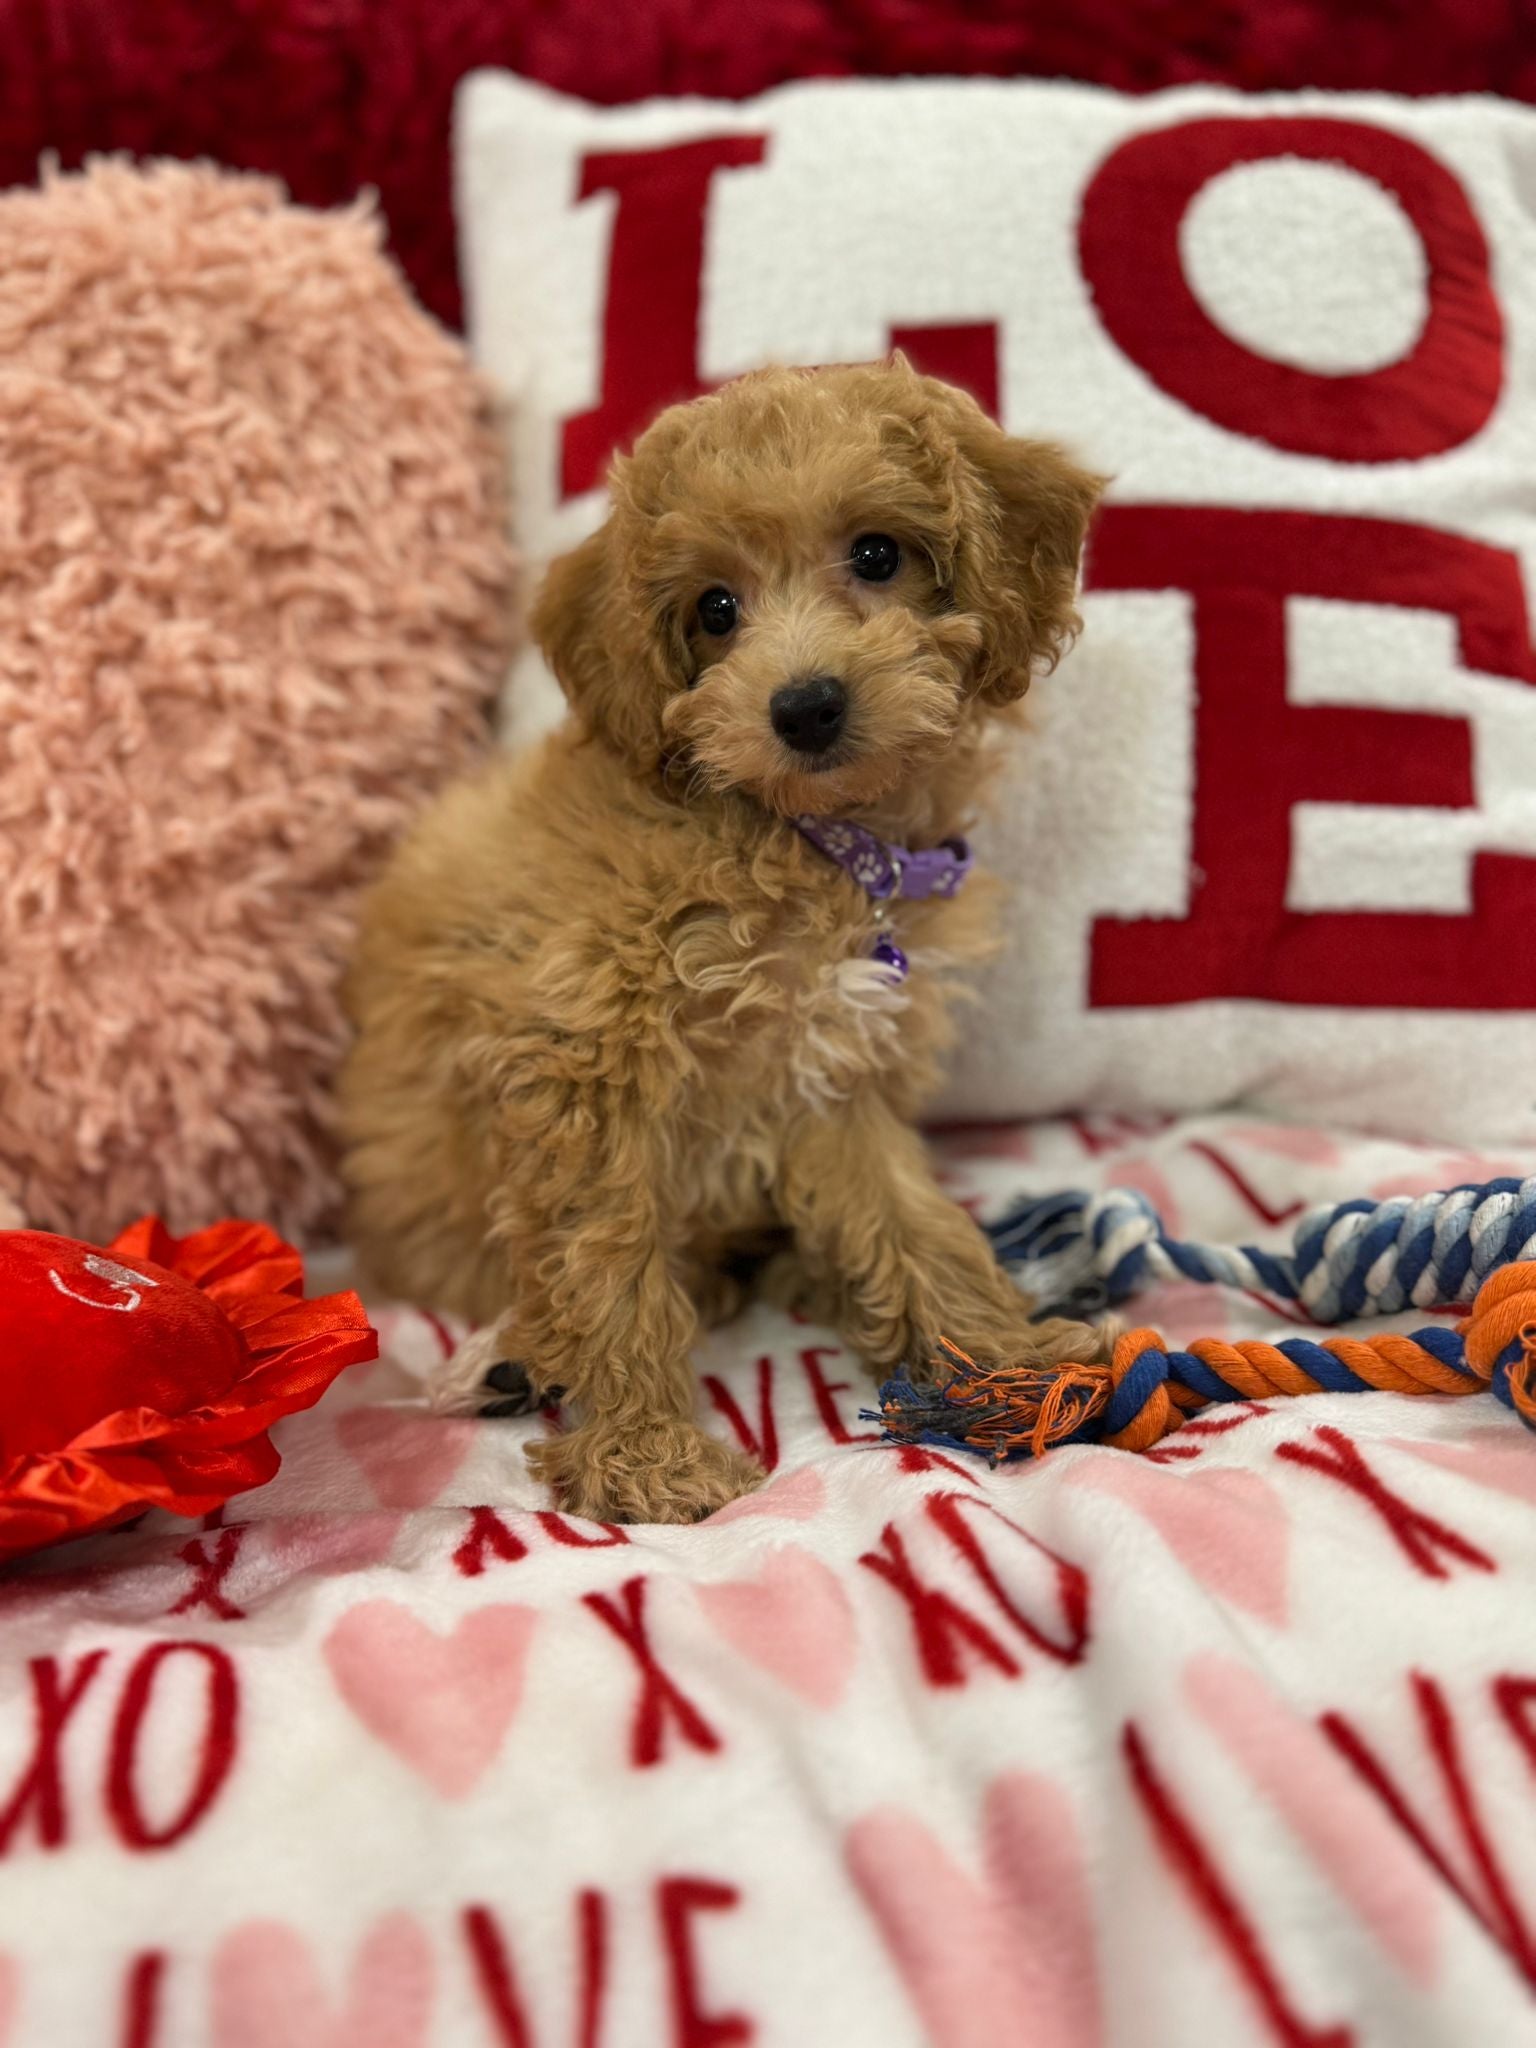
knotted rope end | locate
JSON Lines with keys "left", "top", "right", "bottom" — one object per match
{"left": 1460, "top": 1262, "right": 1536, "bottom": 1432}
{"left": 1509, "top": 1329, "right": 1536, "bottom": 1429}
{"left": 874, "top": 1335, "right": 1113, "bottom": 1463}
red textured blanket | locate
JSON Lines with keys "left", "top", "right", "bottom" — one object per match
{"left": 1, "top": 0, "right": 1530, "bottom": 326}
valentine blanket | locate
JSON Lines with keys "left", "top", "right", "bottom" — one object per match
{"left": 3, "top": 1112, "right": 1536, "bottom": 2046}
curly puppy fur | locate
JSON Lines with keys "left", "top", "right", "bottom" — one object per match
{"left": 342, "top": 357, "right": 1104, "bottom": 1523}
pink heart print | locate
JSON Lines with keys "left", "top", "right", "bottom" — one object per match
{"left": 848, "top": 1771, "right": 1101, "bottom": 2048}
{"left": 336, "top": 1409, "right": 474, "bottom": 1509}
{"left": 1109, "top": 1154, "right": 1183, "bottom": 1234}
{"left": 708, "top": 1466, "right": 826, "bottom": 1524}
{"left": 323, "top": 1600, "right": 537, "bottom": 1799}
{"left": 1065, "top": 1460, "right": 1290, "bottom": 1624}
{"left": 1225, "top": 1123, "right": 1344, "bottom": 1166}
{"left": 211, "top": 1912, "right": 433, "bottom": 2048}
{"left": 696, "top": 1544, "right": 856, "bottom": 1708}
{"left": 1129, "top": 1279, "right": 1234, "bottom": 1350}
{"left": 1370, "top": 1150, "right": 1528, "bottom": 1200}
{"left": 264, "top": 1511, "right": 405, "bottom": 1577}
{"left": 1392, "top": 1430, "right": 1536, "bottom": 1511}
{"left": 1184, "top": 1654, "right": 1441, "bottom": 1984}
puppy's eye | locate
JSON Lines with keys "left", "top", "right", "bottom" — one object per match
{"left": 850, "top": 533, "right": 901, "bottom": 583}
{"left": 697, "top": 587, "right": 738, "bottom": 637}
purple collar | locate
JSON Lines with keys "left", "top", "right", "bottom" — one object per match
{"left": 793, "top": 816, "right": 974, "bottom": 982}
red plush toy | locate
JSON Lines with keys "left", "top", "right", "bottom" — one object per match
{"left": 0, "top": 1217, "right": 375, "bottom": 1562}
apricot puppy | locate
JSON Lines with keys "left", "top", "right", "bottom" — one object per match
{"left": 341, "top": 357, "right": 1105, "bottom": 1523}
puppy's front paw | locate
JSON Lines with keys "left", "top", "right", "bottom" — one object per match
{"left": 528, "top": 1423, "right": 763, "bottom": 1526}
{"left": 877, "top": 1304, "right": 1113, "bottom": 1385}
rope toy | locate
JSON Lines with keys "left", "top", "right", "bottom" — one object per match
{"left": 984, "top": 1174, "right": 1536, "bottom": 1323}
{"left": 875, "top": 1261, "right": 1536, "bottom": 1463}
{"left": 876, "top": 1169, "right": 1536, "bottom": 1462}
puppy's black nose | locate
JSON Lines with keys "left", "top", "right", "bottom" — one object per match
{"left": 770, "top": 675, "right": 847, "bottom": 756}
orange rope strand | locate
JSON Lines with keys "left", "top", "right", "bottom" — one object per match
{"left": 1101, "top": 1322, "right": 1492, "bottom": 1452}
{"left": 883, "top": 1262, "right": 1536, "bottom": 1463}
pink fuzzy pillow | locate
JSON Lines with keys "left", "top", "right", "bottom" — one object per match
{"left": 0, "top": 161, "right": 515, "bottom": 1243}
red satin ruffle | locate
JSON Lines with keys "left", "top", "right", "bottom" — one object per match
{"left": 0, "top": 1218, "right": 375, "bottom": 1562}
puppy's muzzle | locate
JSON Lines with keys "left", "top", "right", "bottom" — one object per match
{"left": 769, "top": 675, "right": 847, "bottom": 757}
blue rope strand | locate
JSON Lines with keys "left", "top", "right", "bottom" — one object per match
{"left": 987, "top": 1171, "right": 1536, "bottom": 1326}
{"left": 1102, "top": 1349, "right": 1177, "bottom": 1431}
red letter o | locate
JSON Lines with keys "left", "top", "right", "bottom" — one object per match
{"left": 1079, "top": 117, "right": 1503, "bottom": 462}
{"left": 107, "top": 1642, "right": 238, "bottom": 1851}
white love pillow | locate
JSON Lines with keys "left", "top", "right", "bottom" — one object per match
{"left": 458, "top": 73, "right": 1536, "bottom": 1142}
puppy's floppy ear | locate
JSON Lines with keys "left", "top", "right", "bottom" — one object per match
{"left": 534, "top": 521, "right": 670, "bottom": 767}
{"left": 534, "top": 525, "right": 610, "bottom": 715}
{"left": 919, "top": 377, "right": 1105, "bottom": 705}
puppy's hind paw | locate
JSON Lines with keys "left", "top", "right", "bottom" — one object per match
{"left": 428, "top": 1324, "right": 561, "bottom": 1418}
{"left": 481, "top": 1359, "right": 565, "bottom": 1418}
